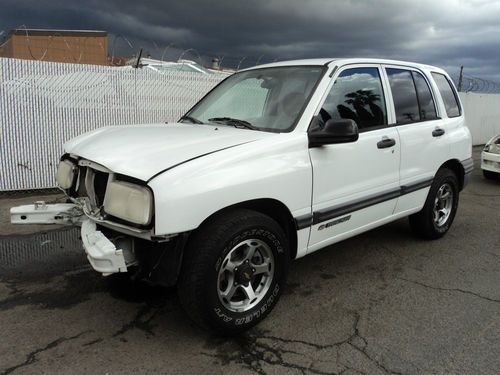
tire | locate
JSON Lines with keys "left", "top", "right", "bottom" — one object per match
{"left": 178, "top": 209, "right": 289, "bottom": 335}
{"left": 483, "top": 170, "right": 498, "bottom": 180}
{"left": 409, "top": 168, "right": 459, "bottom": 240}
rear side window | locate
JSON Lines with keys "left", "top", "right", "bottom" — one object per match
{"left": 431, "top": 72, "right": 461, "bottom": 117}
{"left": 386, "top": 68, "right": 420, "bottom": 124}
{"left": 413, "top": 72, "right": 437, "bottom": 120}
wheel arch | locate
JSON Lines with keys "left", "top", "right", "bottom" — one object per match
{"left": 197, "top": 198, "right": 298, "bottom": 260}
{"left": 438, "top": 159, "right": 465, "bottom": 190}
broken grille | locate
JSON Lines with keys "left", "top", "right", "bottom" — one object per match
{"left": 72, "top": 165, "right": 110, "bottom": 210}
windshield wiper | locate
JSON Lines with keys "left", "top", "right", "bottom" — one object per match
{"left": 208, "top": 117, "right": 259, "bottom": 130}
{"left": 179, "top": 115, "right": 203, "bottom": 124}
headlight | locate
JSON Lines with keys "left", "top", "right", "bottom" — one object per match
{"left": 485, "top": 136, "right": 500, "bottom": 154}
{"left": 104, "top": 180, "right": 153, "bottom": 225}
{"left": 56, "top": 160, "right": 77, "bottom": 189}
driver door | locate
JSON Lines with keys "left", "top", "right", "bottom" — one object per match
{"left": 307, "top": 65, "right": 400, "bottom": 253}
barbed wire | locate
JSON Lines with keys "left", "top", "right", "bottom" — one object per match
{"left": 462, "top": 75, "right": 500, "bottom": 93}
{"left": 0, "top": 26, "right": 294, "bottom": 70}
{"left": 110, "top": 34, "right": 133, "bottom": 64}
{"left": 3, "top": 27, "right": 500, "bottom": 87}
{"left": 0, "top": 26, "right": 307, "bottom": 69}
{"left": 0, "top": 25, "right": 107, "bottom": 64}
{"left": 451, "top": 72, "right": 500, "bottom": 93}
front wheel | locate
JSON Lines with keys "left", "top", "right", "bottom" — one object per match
{"left": 409, "top": 168, "right": 459, "bottom": 240}
{"left": 178, "top": 209, "right": 289, "bottom": 335}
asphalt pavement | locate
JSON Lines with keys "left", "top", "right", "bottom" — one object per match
{"left": 0, "top": 147, "right": 498, "bottom": 375}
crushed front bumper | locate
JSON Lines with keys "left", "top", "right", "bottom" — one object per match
{"left": 11, "top": 202, "right": 137, "bottom": 275}
{"left": 81, "top": 220, "right": 135, "bottom": 275}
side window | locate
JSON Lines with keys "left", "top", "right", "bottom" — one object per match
{"left": 412, "top": 72, "right": 437, "bottom": 120}
{"left": 386, "top": 68, "right": 420, "bottom": 124}
{"left": 431, "top": 72, "right": 461, "bottom": 118}
{"left": 319, "top": 67, "right": 387, "bottom": 131}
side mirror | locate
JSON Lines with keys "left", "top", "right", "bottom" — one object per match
{"left": 308, "top": 118, "right": 359, "bottom": 147}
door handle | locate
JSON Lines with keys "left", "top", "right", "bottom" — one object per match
{"left": 377, "top": 137, "right": 396, "bottom": 149}
{"left": 432, "top": 128, "right": 445, "bottom": 137}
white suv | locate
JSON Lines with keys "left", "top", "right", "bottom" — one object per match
{"left": 11, "top": 58, "right": 473, "bottom": 334}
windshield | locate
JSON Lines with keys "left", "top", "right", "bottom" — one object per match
{"left": 181, "top": 66, "right": 326, "bottom": 132}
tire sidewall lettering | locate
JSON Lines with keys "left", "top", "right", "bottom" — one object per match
{"left": 214, "top": 228, "right": 283, "bottom": 273}
{"left": 233, "top": 284, "right": 280, "bottom": 326}
{"left": 210, "top": 227, "right": 285, "bottom": 328}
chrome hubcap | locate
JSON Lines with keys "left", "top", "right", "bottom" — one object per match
{"left": 433, "top": 183, "right": 453, "bottom": 227}
{"left": 217, "top": 239, "right": 274, "bottom": 312}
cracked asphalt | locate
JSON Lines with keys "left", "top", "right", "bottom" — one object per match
{"left": 1, "top": 148, "right": 499, "bottom": 374}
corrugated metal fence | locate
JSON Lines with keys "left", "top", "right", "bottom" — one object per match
{"left": 0, "top": 57, "right": 225, "bottom": 191}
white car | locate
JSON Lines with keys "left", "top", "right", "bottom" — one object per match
{"left": 11, "top": 58, "right": 473, "bottom": 334}
{"left": 481, "top": 135, "right": 500, "bottom": 179}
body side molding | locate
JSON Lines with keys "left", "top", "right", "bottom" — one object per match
{"left": 294, "top": 177, "right": 434, "bottom": 229}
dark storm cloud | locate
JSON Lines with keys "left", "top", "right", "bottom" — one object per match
{"left": 1, "top": 0, "right": 499, "bottom": 79}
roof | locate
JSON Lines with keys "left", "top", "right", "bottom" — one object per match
{"left": 249, "top": 58, "right": 335, "bottom": 69}
{"left": 8, "top": 29, "right": 107, "bottom": 37}
{"left": 245, "top": 58, "right": 444, "bottom": 73}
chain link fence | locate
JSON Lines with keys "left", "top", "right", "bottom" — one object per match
{"left": 2, "top": 56, "right": 499, "bottom": 191}
{"left": 0, "top": 57, "right": 226, "bottom": 191}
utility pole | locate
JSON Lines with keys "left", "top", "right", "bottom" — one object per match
{"left": 458, "top": 66, "right": 464, "bottom": 92}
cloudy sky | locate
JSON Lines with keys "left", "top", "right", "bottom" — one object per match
{"left": 1, "top": 0, "right": 500, "bottom": 81}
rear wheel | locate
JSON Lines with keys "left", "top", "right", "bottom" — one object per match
{"left": 483, "top": 170, "right": 499, "bottom": 180}
{"left": 409, "top": 168, "right": 459, "bottom": 239}
{"left": 178, "top": 209, "right": 289, "bottom": 335}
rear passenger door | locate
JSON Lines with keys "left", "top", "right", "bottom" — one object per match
{"left": 384, "top": 66, "right": 449, "bottom": 214}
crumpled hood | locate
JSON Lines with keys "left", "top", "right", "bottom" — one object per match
{"left": 64, "top": 123, "right": 273, "bottom": 181}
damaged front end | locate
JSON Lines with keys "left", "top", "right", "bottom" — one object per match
{"left": 10, "top": 156, "right": 188, "bottom": 286}
{"left": 11, "top": 199, "right": 134, "bottom": 275}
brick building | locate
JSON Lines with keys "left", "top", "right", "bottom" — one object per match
{"left": 0, "top": 29, "right": 109, "bottom": 65}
